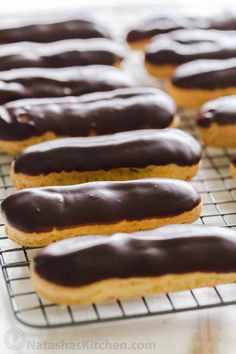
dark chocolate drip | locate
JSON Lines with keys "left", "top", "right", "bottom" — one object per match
{"left": 0, "top": 19, "right": 110, "bottom": 43}
{"left": 1, "top": 179, "right": 201, "bottom": 233}
{"left": 13, "top": 129, "right": 202, "bottom": 175}
{"left": 0, "top": 88, "right": 176, "bottom": 141}
{"left": 172, "top": 58, "right": 236, "bottom": 89}
{"left": 33, "top": 224, "right": 236, "bottom": 287}
{"left": 127, "top": 13, "right": 236, "bottom": 42}
{"left": 145, "top": 29, "right": 236, "bottom": 65}
{"left": 0, "top": 39, "right": 123, "bottom": 71}
{"left": 197, "top": 95, "right": 236, "bottom": 127}
{"left": 0, "top": 65, "right": 133, "bottom": 105}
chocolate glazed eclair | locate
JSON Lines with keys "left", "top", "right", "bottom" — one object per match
{"left": 0, "top": 39, "right": 124, "bottom": 71}
{"left": 0, "top": 65, "right": 134, "bottom": 105}
{"left": 31, "top": 224, "right": 236, "bottom": 305}
{"left": 1, "top": 179, "right": 201, "bottom": 247}
{"left": 10, "top": 129, "right": 202, "bottom": 189}
{"left": 0, "top": 18, "right": 111, "bottom": 44}
{"left": 168, "top": 58, "right": 236, "bottom": 109}
{"left": 126, "top": 13, "right": 236, "bottom": 50}
{"left": 0, "top": 88, "right": 178, "bottom": 155}
{"left": 145, "top": 29, "right": 236, "bottom": 79}
{"left": 197, "top": 95, "right": 236, "bottom": 147}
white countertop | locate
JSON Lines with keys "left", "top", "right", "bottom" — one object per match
{"left": 2, "top": 263, "right": 236, "bottom": 354}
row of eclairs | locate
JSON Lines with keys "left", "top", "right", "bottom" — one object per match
{"left": 0, "top": 15, "right": 236, "bottom": 305}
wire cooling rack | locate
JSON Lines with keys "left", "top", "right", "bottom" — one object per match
{"left": 2, "top": 3, "right": 236, "bottom": 328}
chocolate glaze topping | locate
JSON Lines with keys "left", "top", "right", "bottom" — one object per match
{"left": 0, "top": 39, "right": 123, "bottom": 71}
{"left": 33, "top": 224, "right": 236, "bottom": 287}
{"left": 127, "top": 13, "right": 236, "bottom": 43}
{"left": 0, "top": 65, "right": 133, "bottom": 105}
{"left": 145, "top": 29, "right": 236, "bottom": 65}
{"left": 1, "top": 179, "right": 201, "bottom": 233}
{"left": 13, "top": 129, "right": 202, "bottom": 175}
{"left": 0, "top": 18, "right": 110, "bottom": 44}
{"left": 172, "top": 58, "right": 236, "bottom": 89}
{"left": 0, "top": 88, "right": 176, "bottom": 141}
{"left": 197, "top": 96, "right": 236, "bottom": 127}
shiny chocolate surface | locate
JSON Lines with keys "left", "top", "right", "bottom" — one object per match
{"left": 33, "top": 224, "right": 236, "bottom": 286}
{"left": 1, "top": 179, "right": 200, "bottom": 232}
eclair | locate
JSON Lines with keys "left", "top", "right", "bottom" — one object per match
{"left": 1, "top": 179, "right": 201, "bottom": 247}
{"left": 197, "top": 95, "right": 236, "bottom": 147}
{"left": 0, "top": 18, "right": 110, "bottom": 44}
{"left": 0, "top": 88, "right": 178, "bottom": 154}
{"left": 145, "top": 29, "right": 236, "bottom": 79}
{"left": 168, "top": 58, "right": 236, "bottom": 108}
{"left": 31, "top": 224, "right": 236, "bottom": 305}
{"left": 10, "top": 129, "right": 202, "bottom": 189}
{"left": 0, "top": 65, "right": 133, "bottom": 105}
{"left": 126, "top": 13, "right": 236, "bottom": 50}
{"left": 0, "top": 39, "right": 123, "bottom": 71}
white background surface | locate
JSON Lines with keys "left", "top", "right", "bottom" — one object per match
{"left": 1, "top": 1, "right": 236, "bottom": 353}
{"left": 2, "top": 270, "right": 236, "bottom": 354}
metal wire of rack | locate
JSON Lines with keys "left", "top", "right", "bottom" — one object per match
{"left": 1, "top": 3, "right": 236, "bottom": 328}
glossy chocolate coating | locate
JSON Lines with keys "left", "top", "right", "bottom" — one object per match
{"left": 13, "top": 129, "right": 201, "bottom": 175}
{"left": 172, "top": 58, "right": 236, "bottom": 89}
{"left": 0, "top": 39, "right": 123, "bottom": 71}
{"left": 145, "top": 29, "right": 236, "bottom": 65}
{"left": 0, "top": 88, "right": 176, "bottom": 141}
{"left": 33, "top": 224, "right": 236, "bottom": 287}
{"left": 0, "top": 19, "right": 110, "bottom": 44}
{"left": 127, "top": 13, "right": 236, "bottom": 43}
{"left": 1, "top": 179, "right": 201, "bottom": 233}
{"left": 197, "top": 96, "right": 236, "bottom": 127}
{"left": 0, "top": 65, "right": 133, "bottom": 105}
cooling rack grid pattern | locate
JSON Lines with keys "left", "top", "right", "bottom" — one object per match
{"left": 1, "top": 3, "right": 236, "bottom": 328}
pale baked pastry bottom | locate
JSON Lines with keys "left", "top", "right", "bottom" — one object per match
{"left": 11, "top": 160, "right": 200, "bottom": 189}
{"left": 30, "top": 267, "right": 236, "bottom": 305}
{"left": 127, "top": 39, "right": 151, "bottom": 51}
{"left": 168, "top": 83, "right": 236, "bottom": 109}
{"left": 145, "top": 61, "right": 176, "bottom": 79}
{"left": 197, "top": 123, "right": 236, "bottom": 148}
{"left": 5, "top": 202, "right": 202, "bottom": 247}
